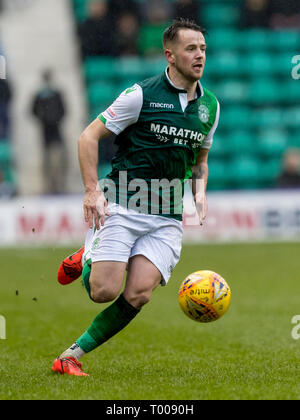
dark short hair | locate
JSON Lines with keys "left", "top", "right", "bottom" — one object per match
{"left": 163, "top": 18, "right": 207, "bottom": 47}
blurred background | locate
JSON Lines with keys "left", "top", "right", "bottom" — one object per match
{"left": 0, "top": 0, "right": 300, "bottom": 245}
{"left": 1, "top": 1, "right": 300, "bottom": 402}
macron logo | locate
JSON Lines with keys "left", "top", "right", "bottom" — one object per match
{"left": 150, "top": 102, "right": 174, "bottom": 109}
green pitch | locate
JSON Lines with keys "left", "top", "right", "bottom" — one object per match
{"left": 0, "top": 242, "right": 299, "bottom": 400}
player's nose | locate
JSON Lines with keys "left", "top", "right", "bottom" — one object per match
{"left": 197, "top": 48, "right": 205, "bottom": 59}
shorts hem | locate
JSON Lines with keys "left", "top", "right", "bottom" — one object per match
{"left": 91, "top": 256, "right": 129, "bottom": 264}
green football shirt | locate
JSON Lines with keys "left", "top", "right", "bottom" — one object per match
{"left": 99, "top": 68, "right": 220, "bottom": 221}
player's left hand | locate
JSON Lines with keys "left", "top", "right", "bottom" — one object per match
{"left": 194, "top": 192, "right": 207, "bottom": 226}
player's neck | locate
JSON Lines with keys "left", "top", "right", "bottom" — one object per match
{"left": 168, "top": 67, "right": 198, "bottom": 101}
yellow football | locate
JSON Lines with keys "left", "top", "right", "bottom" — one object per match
{"left": 178, "top": 270, "right": 231, "bottom": 323}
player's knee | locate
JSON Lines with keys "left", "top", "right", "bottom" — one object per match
{"left": 126, "top": 291, "right": 151, "bottom": 309}
{"left": 90, "top": 285, "right": 119, "bottom": 304}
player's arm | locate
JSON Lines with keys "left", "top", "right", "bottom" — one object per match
{"left": 192, "top": 100, "right": 220, "bottom": 225}
{"left": 79, "top": 84, "right": 143, "bottom": 230}
{"left": 191, "top": 148, "right": 209, "bottom": 226}
{"left": 78, "top": 118, "right": 113, "bottom": 230}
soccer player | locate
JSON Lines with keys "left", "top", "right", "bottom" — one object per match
{"left": 52, "top": 18, "right": 220, "bottom": 376}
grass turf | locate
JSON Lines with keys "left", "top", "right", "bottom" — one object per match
{"left": 0, "top": 242, "right": 299, "bottom": 400}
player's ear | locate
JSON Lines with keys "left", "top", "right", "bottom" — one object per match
{"left": 164, "top": 48, "right": 175, "bottom": 65}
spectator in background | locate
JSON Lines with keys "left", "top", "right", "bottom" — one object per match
{"left": 115, "top": 12, "right": 140, "bottom": 56}
{"left": 78, "top": 0, "right": 118, "bottom": 58}
{"left": 138, "top": 0, "right": 172, "bottom": 57}
{"left": 0, "top": 169, "right": 15, "bottom": 198}
{"left": 241, "top": 0, "right": 270, "bottom": 28}
{"left": 268, "top": 0, "right": 300, "bottom": 29}
{"left": 173, "top": 0, "right": 199, "bottom": 21}
{"left": 108, "top": 0, "right": 139, "bottom": 24}
{"left": 138, "top": 0, "right": 173, "bottom": 21}
{"left": 31, "top": 70, "right": 67, "bottom": 194}
{"left": 276, "top": 148, "right": 300, "bottom": 188}
{"left": 0, "top": 78, "right": 12, "bottom": 139}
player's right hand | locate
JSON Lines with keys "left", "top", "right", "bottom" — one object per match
{"left": 83, "top": 189, "right": 109, "bottom": 230}
{"left": 194, "top": 192, "right": 207, "bottom": 226}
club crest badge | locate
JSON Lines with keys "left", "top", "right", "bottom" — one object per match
{"left": 198, "top": 105, "right": 209, "bottom": 123}
{"left": 92, "top": 238, "right": 101, "bottom": 251}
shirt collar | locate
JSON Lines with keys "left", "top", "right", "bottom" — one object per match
{"left": 164, "top": 67, "right": 203, "bottom": 98}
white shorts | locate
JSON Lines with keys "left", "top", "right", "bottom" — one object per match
{"left": 83, "top": 203, "right": 183, "bottom": 285}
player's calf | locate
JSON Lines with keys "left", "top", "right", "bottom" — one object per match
{"left": 124, "top": 255, "right": 162, "bottom": 309}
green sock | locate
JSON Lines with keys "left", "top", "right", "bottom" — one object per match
{"left": 76, "top": 294, "right": 141, "bottom": 353}
{"left": 82, "top": 260, "right": 92, "bottom": 299}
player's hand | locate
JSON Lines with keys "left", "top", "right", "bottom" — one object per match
{"left": 194, "top": 192, "right": 207, "bottom": 226}
{"left": 83, "top": 189, "right": 109, "bottom": 230}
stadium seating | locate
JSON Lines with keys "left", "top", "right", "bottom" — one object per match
{"left": 72, "top": 0, "right": 298, "bottom": 191}
{"left": 207, "top": 159, "right": 228, "bottom": 190}
{"left": 84, "top": 57, "right": 117, "bottom": 82}
{"left": 228, "top": 156, "right": 261, "bottom": 189}
{"left": 257, "top": 129, "right": 287, "bottom": 157}
{"left": 202, "top": 3, "right": 240, "bottom": 28}
{"left": 0, "top": 140, "right": 15, "bottom": 196}
{"left": 0, "top": 141, "right": 11, "bottom": 162}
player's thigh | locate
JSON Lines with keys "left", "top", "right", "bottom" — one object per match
{"left": 87, "top": 212, "right": 138, "bottom": 301}
{"left": 123, "top": 255, "right": 162, "bottom": 308}
{"left": 129, "top": 221, "right": 183, "bottom": 287}
{"left": 90, "top": 261, "right": 127, "bottom": 302}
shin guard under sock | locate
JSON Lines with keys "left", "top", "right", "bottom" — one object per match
{"left": 76, "top": 294, "right": 140, "bottom": 353}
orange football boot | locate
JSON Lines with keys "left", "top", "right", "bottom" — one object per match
{"left": 52, "top": 357, "right": 89, "bottom": 377}
{"left": 57, "top": 247, "right": 85, "bottom": 285}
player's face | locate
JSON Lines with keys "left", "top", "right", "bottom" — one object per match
{"left": 169, "top": 29, "right": 206, "bottom": 82}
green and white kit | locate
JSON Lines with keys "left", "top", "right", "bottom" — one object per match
{"left": 84, "top": 68, "right": 220, "bottom": 283}
{"left": 99, "top": 68, "right": 220, "bottom": 220}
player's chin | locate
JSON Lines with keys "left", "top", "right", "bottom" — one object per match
{"left": 196, "top": 67, "right": 205, "bottom": 77}
{"left": 190, "top": 67, "right": 204, "bottom": 80}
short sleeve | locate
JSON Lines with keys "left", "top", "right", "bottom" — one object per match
{"left": 201, "top": 100, "right": 220, "bottom": 150}
{"left": 98, "top": 84, "right": 143, "bottom": 135}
